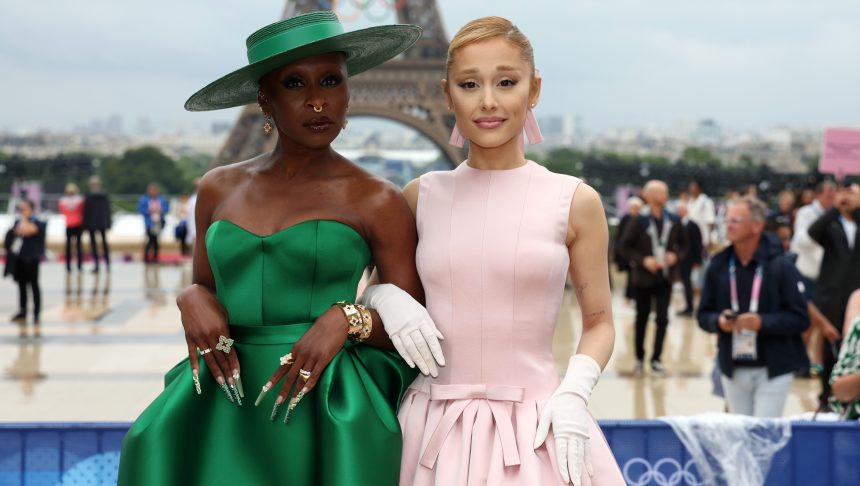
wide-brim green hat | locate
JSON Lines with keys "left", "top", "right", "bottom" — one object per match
{"left": 185, "top": 11, "right": 422, "bottom": 111}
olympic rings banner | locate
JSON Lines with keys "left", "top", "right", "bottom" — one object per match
{"left": 2, "top": 421, "right": 860, "bottom": 484}
{"left": 622, "top": 457, "right": 704, "bottom": 486}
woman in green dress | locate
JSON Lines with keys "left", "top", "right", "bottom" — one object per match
{"left": 118, "top": 12, "right": 424, "bottom": 485}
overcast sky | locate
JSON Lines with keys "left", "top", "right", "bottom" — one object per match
{"left": 2, "top": 0, "right": 858, "bottom": 133}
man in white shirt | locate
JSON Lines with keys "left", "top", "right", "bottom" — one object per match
{"left": 790, "top": 181, "right": 835, "bottom": 297}
{"left": 688, "top": 180, "right": 716, "bottom": 252}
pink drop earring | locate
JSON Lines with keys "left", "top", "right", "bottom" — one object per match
{"left": 449, "top": 123, "right": 465, "bottom": 148}
{"left": 524, "top": 106, "right": 543, "bottom": 145}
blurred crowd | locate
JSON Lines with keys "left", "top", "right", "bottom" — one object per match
{"left": 614, "top": 178, "right": 860, "bottom": 418}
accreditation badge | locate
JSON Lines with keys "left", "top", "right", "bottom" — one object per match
{"left": 732, "top": 328, "right": 758, "bottom": 361}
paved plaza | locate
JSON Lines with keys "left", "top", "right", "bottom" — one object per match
{"left": 1, "top": 260, "right": 820, "bottom": 421}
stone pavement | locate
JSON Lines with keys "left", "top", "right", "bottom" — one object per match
{"left": 1, "top": 261, "right": 820, "bottom": 421}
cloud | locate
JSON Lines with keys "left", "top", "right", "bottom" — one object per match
{"left": 1, "top": 0, "right": 858, "bottom": 131}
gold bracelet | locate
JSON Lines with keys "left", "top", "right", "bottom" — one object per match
{"left": 333, "top": 301, "right": 367, "bottom": 342}
{"left": 353, "top": 304, "right": 373, "bottom": 342}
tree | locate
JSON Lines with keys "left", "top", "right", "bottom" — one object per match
{"left": 101, "top": 146, "right": 187, "bottom": 194}
{"left": 540, "top": 147, "right": 587, "bottom": 176}
{"left": 681, "top": 146, "right": 722, "bottom": 168}
{"left": 738, "top": 153, "right": 755, "bottom": 168}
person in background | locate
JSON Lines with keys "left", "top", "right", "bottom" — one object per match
{"left": 83, "top": 175, "right": 112, "bottom": 273}
{"left": 615, "top": 196, "right": 643, "bottom": 304}
{"left": 7, "top": 199, "right": 47, "bottom": 327}
{"left": 688, "top": 180, "right": 715, "bottom": 253}
{"left": 621, "top": 180, "right": 688, "bottom": 376}
{"left": 138, "top": 182, "right": 168, "bottom": 264}
{"left": 829, "top": 289, "right": 860, "bottom": 418}
{"left": 698, "top": 196, "right": 809, "bottom": 417}
{"left": 798, "top": 187, "right": 815, "bottom": 208}
{"left": 767, "top": 189, "right": 796, "bottom": 232}
{"left": 676, "top": 201, "right": 703, "bottom": 316}
{"left": 58, "top": 183, "right": 84, "bottom": 272}
{"left": 174, "top": 194, "right": 191, "bottom": 256}
{"left": 777, "top": 221, "right": 841, "bottom": 378}
{"left": 808, "top": 184, "right": 860, "bottom": 407}
{"left": 184, "top": 177, "right": 201, "bottom": 256}
{"left": 790, "top": 180, "right": 835, "bottom": 300}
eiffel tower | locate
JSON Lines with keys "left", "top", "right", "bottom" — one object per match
{"left": 212, "top": 0, "right": 464, "bottom": 168}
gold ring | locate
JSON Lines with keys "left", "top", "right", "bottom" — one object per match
{"left": 312, "top": 105, "right": 323, "bottom": 113}
{"left": 299, "top": 369, "right": 311, "bottom": 382}
{"left": 280, "top": 353, "right": 294, "bottom": 366}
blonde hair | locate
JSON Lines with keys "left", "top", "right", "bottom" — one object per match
{"left": 65, "top": 182, "right": 79, "bottom": 195}
{"left": 446, "top": 16, "right": 535, "bottom": 75}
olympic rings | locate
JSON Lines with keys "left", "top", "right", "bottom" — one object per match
{"left": 622, "top": 457, "right": 704, "bottom": 486}
{"left": 333, "top": 0, "right": 408, "bottom": 24}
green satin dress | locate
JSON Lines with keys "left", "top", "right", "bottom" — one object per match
{"left": 118, "top": 219, "right": 417, "bottom": 485}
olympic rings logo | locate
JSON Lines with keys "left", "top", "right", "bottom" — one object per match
{"left": 622, "top": 457, "right": 705, "bottom": 486}
{"left": 331, "top": 0, "right": 409, "bottom": 24}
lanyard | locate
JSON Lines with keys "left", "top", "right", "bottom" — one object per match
{"left": 729, "top": 254, "right": 763, "bottom": 314}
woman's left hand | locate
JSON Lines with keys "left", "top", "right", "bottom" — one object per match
{"left": 258, "top": 306, "right": 348, "bottom": 422}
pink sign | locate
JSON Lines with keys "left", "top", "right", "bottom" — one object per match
{"left": 820, "top": 127, "right": 860, "bottom": 176}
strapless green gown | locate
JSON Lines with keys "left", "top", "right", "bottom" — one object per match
{"left": 118, "top": 220, "right": 417, "bottom": 485}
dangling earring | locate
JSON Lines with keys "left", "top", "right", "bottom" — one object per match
{"left": 524, "top": 105, "right": 543, "bottom": 145}
{"left": 263, "top": 115, "right": 273, "bottom": 134}
{"left": 449, "top": 123, "right": 465, "bottom": 148}
{"left": 342, "top": 118, "right": 349, "bottom": 129}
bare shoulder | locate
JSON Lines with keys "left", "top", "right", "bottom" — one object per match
{"left": 196, "top": 157, "right": 260, "bottom": 208}
{"left": 568, "top": 182, "right": 607, "bottom": 244}
{"left": 570, "top": 182, "right": 605, "bottom": 221}
{"left": 402, "top": 178, "right": 421, "bottom": 216}
{"left": 330, "top": 158, "right": 408, "bottom": 215}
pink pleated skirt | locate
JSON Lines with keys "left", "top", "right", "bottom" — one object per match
{"left": 398, "top": 388, "right": 625, "bottom": 486}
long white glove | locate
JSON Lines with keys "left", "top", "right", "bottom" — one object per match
{"left": 359, "top": 283, "right": 445, "bottom": 377}
{"left": 534, "top": 354, "right": 601, "bottom": 486}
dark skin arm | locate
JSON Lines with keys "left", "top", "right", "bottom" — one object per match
{"left": 176, "top": 166, "right": 241, "bottom": 394}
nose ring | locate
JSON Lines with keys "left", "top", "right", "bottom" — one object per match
{"left": 312, "top": 105, "right": 323, "bottom": 113}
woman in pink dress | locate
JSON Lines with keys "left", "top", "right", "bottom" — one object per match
{"left": 363, "top": 16, "right": 624, "bottom": 486}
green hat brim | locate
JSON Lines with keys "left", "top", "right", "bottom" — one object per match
{"left": 184, "top": 24, "right": 421, "bottom": 112}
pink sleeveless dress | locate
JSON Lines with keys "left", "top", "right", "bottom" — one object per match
{"left": 398, "top": 161, "right": 624, "bottom": 485}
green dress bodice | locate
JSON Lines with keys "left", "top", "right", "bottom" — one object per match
{"left": 119, "top": 219, "right": 417, "bottom": 485}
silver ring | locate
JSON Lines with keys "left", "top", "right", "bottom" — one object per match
{"left": 299, "top": 369, "right": 311, "bottom": 381}
{"left": 280, "top": 353, "right": 294, "bottom": 366}
{"left": 199, "top": 348, "right": 212, "bottom": 355}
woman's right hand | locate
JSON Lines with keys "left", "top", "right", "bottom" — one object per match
{"left": 177, "top": 284, "right": 243, "bottom": 404}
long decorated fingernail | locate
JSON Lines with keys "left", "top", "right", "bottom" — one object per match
{"left": 233, "top": 370, "right": 245, "bottom": 398}
{"left": 284, "top": 387, "right": 308, "bottom": 424}
{"left": 192, "top": 369, "right": 202, "bottom": 395}
{"left": 255, "top": 382, "right": 271, "bottom": 407}
{"left": 270, "top": 396, "right": 284, "bottom": 422}
{"left": 230, "top": 383, "right": 243, "bottom": 406}
{"left": 218, "top": 380, "right": 235, "bottom": 404}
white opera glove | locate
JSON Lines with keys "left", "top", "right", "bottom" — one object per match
{"left": 359, "top": 283, "right": 445, "bottom": 377}
{"left": 534, "top": 354, "right": 602, "bottom": 486}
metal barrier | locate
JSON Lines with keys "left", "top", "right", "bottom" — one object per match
{"left": 1, "top": 420, "right": 859, "bottom": 485}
